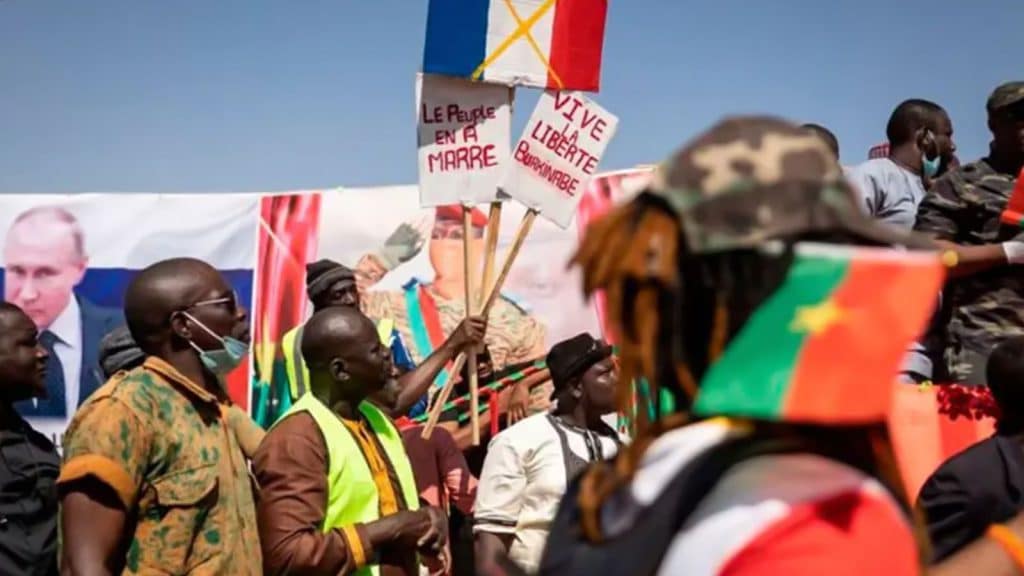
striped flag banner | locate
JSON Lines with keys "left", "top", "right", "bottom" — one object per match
{"left": 694, "top": 243, "right": 944, "bottom": 424}
{"left": 423, "top": 0, "right": 609, "bottom": 91}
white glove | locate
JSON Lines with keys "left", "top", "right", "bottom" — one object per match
{"left": 1003, "top": 241, "right": 1024, "bottom": 265}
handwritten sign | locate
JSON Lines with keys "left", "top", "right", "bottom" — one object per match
{"left": 501, "top": 91, "right": 618, "bottom": 228}
{"left": 417, "top": 74, "right": 513, "bottom": 207}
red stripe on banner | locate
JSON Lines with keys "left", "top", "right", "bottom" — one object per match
{"left": 548, "top": 0, "right": 608, "bottom": 91}
{"left": 417, "top": 287, "right": 448, "bottom": 350}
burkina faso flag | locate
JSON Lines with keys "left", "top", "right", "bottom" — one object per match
{"left": 999, "top": 168, "right": 1024, "bottom": 228}
{"left": 694, "top": 243, "right": 945, "bottom": 424}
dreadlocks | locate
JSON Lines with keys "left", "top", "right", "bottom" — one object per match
{"left": 572, "top": 197, "right": 922, "bottom": 554}
{"left": 572, "top": 191, "right": 801, "bottom": 540}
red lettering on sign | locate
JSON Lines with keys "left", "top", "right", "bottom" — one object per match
{"left": 435, "top": 129, "right": 457, "bottom": 146}
{"left": 513, "top": 141, "right": 581, "bottom": 197}
{"left": 426, "top": 145, "right": 497, "bottom": 173}
{"left": 421, "top": 104, "right": 444, "bottom": 124}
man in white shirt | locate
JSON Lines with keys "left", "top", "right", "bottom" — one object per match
{"left": 846, "top": 99, "right": 956, "bottom": 231}
{"left": 474, "top": 333, "right": 622, "bottom": 575}
{"left": 3, "top": 206, "right": 121, "bottom": 421}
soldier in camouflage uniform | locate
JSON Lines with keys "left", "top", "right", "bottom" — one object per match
{"left": 914, "top": 81, "right": 1024, "bottom": 385}
{"left": 58, "top": 258, "right": 261, "bottom": 575}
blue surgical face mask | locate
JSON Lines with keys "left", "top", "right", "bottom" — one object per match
{"left": 922, "top": 153, "right": 942, "bottom": 179}
{"left": 182, "top": 312, "right": 248, "bottom": 375}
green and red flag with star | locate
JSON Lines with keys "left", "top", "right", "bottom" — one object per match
{"left": 694, "top": 243, "right": 945, "bottom": 424}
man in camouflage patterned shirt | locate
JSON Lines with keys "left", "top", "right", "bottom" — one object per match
{"left": 58, "top": 258, "right": 261, "bottom": 575}
{"left": 914, "top": 81, "right": 1024, "bottom": 385}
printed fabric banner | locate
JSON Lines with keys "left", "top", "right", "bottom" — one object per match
{"left": 255, "top": 185, "right": 604, "bottom": 423}
{"left": 0, "top": 194, "right": 258, "bottom": 445}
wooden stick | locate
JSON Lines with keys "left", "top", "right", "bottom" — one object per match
{"left": 421, "top": 354, "right": 466, "bottom": 438}
{"left": 479, "top": 201, "right": 503, "bottom": 307}
{"left": 481, "top": 209, "right": 536, "bottom": 314}
{"left": 421, "top": 208, "right": 538, "bottom": 439}
{"left": 463, "top": 207, "right": 481, "bottom": 446}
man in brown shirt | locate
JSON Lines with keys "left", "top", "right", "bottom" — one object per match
{"left": 255, "top": 306, "right": 447, "bottom": 576}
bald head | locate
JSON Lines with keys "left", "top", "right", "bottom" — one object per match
{"left": 302, "top": 307, "right": 391, "bottom": 401}
{"left": 4, "top": 206, "right": 88, "bottom": 330}
{"left": 124, "top": 258, "right": 226, "bottom": 354}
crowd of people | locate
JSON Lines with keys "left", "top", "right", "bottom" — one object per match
{"left": 0, "top": 79, "right": 1021, "bottom": 576}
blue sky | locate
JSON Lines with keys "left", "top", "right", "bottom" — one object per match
{"left": 1, "top": 0, "right": 1021, "bottom": 193}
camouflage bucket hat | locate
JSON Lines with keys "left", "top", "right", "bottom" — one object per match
{"left": 646, "top": 116, "right": 936, "bottom": 254}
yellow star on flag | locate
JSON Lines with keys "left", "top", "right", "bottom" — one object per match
{"left": 789, "top": 298, "right": 846, "bottom": 335}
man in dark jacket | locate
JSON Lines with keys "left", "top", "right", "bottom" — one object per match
{"left": 0, "top": 302, "right": 60, "bottom": 575}
{"left": 919, "top": 335, "right": 1024, "bottom": 562}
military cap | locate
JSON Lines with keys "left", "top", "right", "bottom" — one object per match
{"left": 646, "top": 116, "right": 935, "bottom": 254}
{"left": 987, "top": 81, "right": 1024, "bottom": 114}
{"left": 435, "top": 204, "right": 488, "bottom": 229}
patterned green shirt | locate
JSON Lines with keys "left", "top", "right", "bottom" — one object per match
{"left": 914, "top": 159, "right": 1024, "bottom": 380}
{"left": 59, "top": 357, "right": 261, "bottom": 575}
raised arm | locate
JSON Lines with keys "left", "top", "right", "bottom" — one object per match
{"left": 388, "top": 316, "right": 487, "bottom": 418}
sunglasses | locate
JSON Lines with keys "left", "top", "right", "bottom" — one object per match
{"left": 189, "top": 289, "right": 240, "bottom": 314}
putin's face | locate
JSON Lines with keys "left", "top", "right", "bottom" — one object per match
{"left": 4, "top": 216, "right": 87, "bottom": 330}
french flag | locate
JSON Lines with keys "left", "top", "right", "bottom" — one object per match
{"left": 423, "top": 0, "right": 608, "bottom": 92}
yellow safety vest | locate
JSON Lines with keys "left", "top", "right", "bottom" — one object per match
{"left": 274, "top": 393, "right": 419, "bottom": 576}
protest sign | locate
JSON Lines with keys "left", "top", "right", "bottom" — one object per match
{"left": 417, "top": 74, "right": 512, "bottom": 207}
{"left": 423, "top": 0, "right": 609, "bottom": 91}
{"left": 502, "top": 91, "right": 618, "bottom": 228}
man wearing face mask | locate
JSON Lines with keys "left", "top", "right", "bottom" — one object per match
{"left": 914, "top": 81, "right": 1024, "bottom": 385}
{"left": 0, "top": 302, "right": 59, "bottom": 576}
{"left": 57, "top": 258, "right": 261, "bottom": 575}
{"left": 846, "top": 98, "right": 956, "bottom": 231}
{"left": 255, "top": 306, "right": 448, "bottom": 576}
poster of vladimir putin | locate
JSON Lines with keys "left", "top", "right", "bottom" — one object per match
{"left": 3, "top": 206, "right": 122, "bottom": 419}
